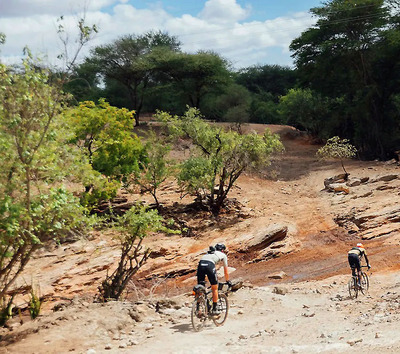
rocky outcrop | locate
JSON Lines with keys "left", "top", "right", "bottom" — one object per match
{"left": 237, "top": 223, "right": 296, "bottom": 263}
{"left": 239, "top": 224, "right": 288, "bottom": 253}
{"left": 330, "top": 173, "right": 400, "bottom": 240}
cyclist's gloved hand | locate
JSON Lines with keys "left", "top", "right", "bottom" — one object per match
{"left": 226, "top": 280, "right": 232, "bottom": 288}
{"left": 368, "top": 264, "right": 371, "bottom": 269}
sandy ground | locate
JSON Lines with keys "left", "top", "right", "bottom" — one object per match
{"left": 1, "top": 123, "right": 400, "bottom": 353}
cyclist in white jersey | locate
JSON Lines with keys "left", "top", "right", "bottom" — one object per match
{"left": 196, "top": 243, "right": 231, "bottom": 315}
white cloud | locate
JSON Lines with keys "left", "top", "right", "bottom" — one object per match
{"left": 0, "top": 0, "right": 119, "bottom": 17}
{"left": 199, "top": 0, "right": 250, "bottom": 24}
{"left": 0, "top": 1, "right": 315, "bottom": 69}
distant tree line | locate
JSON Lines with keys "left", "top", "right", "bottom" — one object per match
{"left": 63, "top": 0, "right": 400, "bottom": 160}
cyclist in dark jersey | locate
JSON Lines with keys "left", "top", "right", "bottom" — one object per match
{"left": 196, "top": 243, "right": 231, "bottom": 316}
{"left": 348, "top": 243, "right": 371, "bottom": 286}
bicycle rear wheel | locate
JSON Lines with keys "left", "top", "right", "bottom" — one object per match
{"left": 348, "top": 276, "right": 358, "bottom": 299}
{"left": 212, "top": 293, "right": 229, "bottom": 327}
{"left": 191, "top": 295, "right": 207, "bottom": 331}
{"left": 360, "top": 272, "right": 369, "bottom": 295}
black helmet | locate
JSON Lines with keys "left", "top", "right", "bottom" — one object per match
{"left": 215, "top": 243, "right": 226, "bottom": 251}
{"left": 207, "top": 245, "right": 216, "bottom": 254}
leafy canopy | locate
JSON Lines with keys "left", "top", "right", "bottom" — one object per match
{"left": 65, "top": 99, "right": 145, "bottom": 180}
{"left": 0, "top": 60, "right": 96, "bottom": 302}
{"left": 317, "top": 136, "right": 357, "bottom": 175}
{"left": 157, "top": 107, "right": 283, "bottom": 214}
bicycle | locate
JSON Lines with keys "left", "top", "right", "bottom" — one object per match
{"left": 348, "top": 265, "right": 370, "bottom": 299}
{"left": 191, "top": 282, "right": 230, "bottom": 331}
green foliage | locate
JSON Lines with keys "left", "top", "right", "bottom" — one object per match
{"left": 66, "top": 99, "right": 145, "bottom": 181}
{"left": 157, "top": 107, "right": 284, "bottom": 214}
{"left": 132, "top": 130, "right": 173, "bottom": 206}
{"left": 56, "top": 15, "right": 98, "bottom": 72}
{"left": 290, "top": 0, "right": 400, "bottom": 158}
{"left": 85, "top": 31, "right": 181, "bottom": 122}
{"left": 0, "top": 60, "right": 95, "bottom": 302}
{"left": 317, "top": 136, "right": 357, "bottom": 175}
{"left": 317, "top": 136, "right": 357, "bottom": 160}
{"left": 249, "top": 93, "right": 282, "bottom": 124}
{"left": 99, "top": 204, "right": 168, "bottom": 300}
{"left": 178, "top": 157, "right": 213, "bottom": 196}
{"left": 79, "top": 176, "right": 119, "bottom": 210}
{"left": 0, "top": 296, "right": 13, "bottom": 327}
{"left": 279, "top": 88, "right": 332, "bottom": 137}
{"left": 209, "top": 84, "right": 251, "bottom": 123}
{"left": 28, "top": 287, "right": 42, "bottom": 320}
{"left": 236, "top": 64, "right": 297, "bottom": 97}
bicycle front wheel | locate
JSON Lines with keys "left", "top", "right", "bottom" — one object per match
{"left": 348, "top": 277, "right": 358, "bottom": 299}
{"left": 212, "top": 293, "right": 229, "bottom": 327}
{"left": 191, "top": 295, "right": 207, "bottom": 331}
{"left": 360, "top": 272, "right": 369, "bottom": 295}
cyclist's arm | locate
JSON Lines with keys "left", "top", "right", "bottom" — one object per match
{"left": 220, "top": 253, "right": 229, "bottom": 281}
{"left": 223, "top": 265, "right": 229, "bottom": 282}
{"left": 364, "top": 253, "right": 370, "bottom": 267}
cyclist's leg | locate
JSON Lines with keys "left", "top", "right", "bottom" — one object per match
{"left": 349, "top": 254, "right": 360, "bottom": 283}
{"left": 355, "top": 259, "right": 362, "bottom": 286}
{"left": 206, "top": 264, "right": 219, "bottom": 313}
{"left": 196, "top": 261, "right": 207, "bottom": 286}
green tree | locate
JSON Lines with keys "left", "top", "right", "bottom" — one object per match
{"left": 290, "top": 0, "right": 400, "bottom": 158}
{"left": 131, "top": 131, "right": 173, "bottom": 208}
{"left": 317, "top": 136, "right": 357, "bottom": 177}
{"left": 157, "top": 107, "right": 284, "bottom": 215}
{"left": 86, "top": 31, "right": 181, "bottom": 123}
{"left": 0, "top": 60, "right": 94, "bottom": 303}
{"left": 160, "top": 51, "right": 233, "bottom": 111}
{"left": 279, "top": 88, "right": 332, "bottom": 137}
{"left": 65, "top": 99, "right": 145, "bottom": 181}
{"left": 99, "top": 204, "right": 165, "bottom": 300}
{"left": 236, "top": 64, "right": 297, "bottom": 98}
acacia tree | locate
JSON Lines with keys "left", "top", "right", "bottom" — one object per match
{"left": 157, "top": 107, "right": 284, "bottom": 215}
{"left": 317, "top": 136, "right": 357, "bottom": 177}
{"left": 0, "top": 60, "right": 94, "bottom": 311}
{"left": 86, "top": 31, "right": 181, "bottom": 123}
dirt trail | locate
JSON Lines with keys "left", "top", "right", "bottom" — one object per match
{"left": 3, "top": 272, "right": 400, "bottom": 353}
{"left": 1, "top": 123, "right": 400, "bottom": 353}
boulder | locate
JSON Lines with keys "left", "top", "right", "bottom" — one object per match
{"left": 324, "top": 173, "right": 348, "bottom": 189}
{"left": 328, "top": 183, "right": 350, "bottom": 194}
{"left": 268, "top": 271, "right": 287, "bottom": 279}
{"left": 240, "top": 224, "right": 288, "bottom": 253}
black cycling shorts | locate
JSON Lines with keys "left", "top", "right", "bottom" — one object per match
{"left": 348, "top": 253, "right": 361, "bottom": 272}
{"left": 196, "top": 260, "right": 218, "bottom": 285}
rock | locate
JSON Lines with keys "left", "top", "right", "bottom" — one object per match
{"left": 128, "top": 309, "right": 144, "bottom": 322}
{"left": 370, "top": 174, "right": 398, "bottom": 183}
{"left": 346, "top": 178, "right": 361, "bottom": 187}
{"left": 347, "top": 339, "right": 363, "bottom": 346}
{"left": 273, "top": 286, "right": 288, "bottom": 295}
{"left": 104, "top": 344, "right": 112, "bottom": 350}
{"left": 324, "top": 174, "right": 348, "bottom": 189}
{"left": 155, "top": 299, "right": 180, "bottom": 311}
{"left": 230, "top": 278, "right": 244, "bottom": 291}
{"left": 328, "top": 183, "right": 350, "bottom": 194}
{"left": 268, "top": 271, "right": 287, "bottom": 279}
{"left": 241, "top": 224, "right": 288, "bottom": 252}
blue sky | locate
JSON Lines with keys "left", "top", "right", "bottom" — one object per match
{"left": 122, "top": 1, "right": 322, "bottom": 20}
{"left": 0, "top": 0, "right": 323, "bottom": 69}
